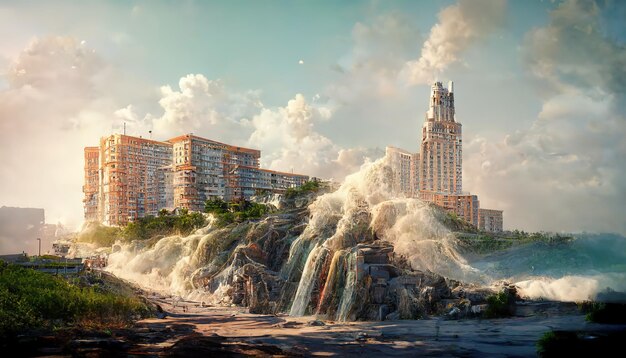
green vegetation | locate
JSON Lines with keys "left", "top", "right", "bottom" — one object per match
{"left": 505, "top": 230, "right": 574, "bottom": 243}
{"left": 123, "top": 209, "right": 206, "bottom": 241}
{"left": 284, "top": 180, "right": 322, "bottom": 199}
{"left": 79, "top": 211, "right": 207, "bottom": 247}
{"left": 0, "top": 262, "right": 152, "bottom": 339}
{"left": 204, "top": 198, "right": 269, "bottom": 228}
{"left": 582, "top": 302, "right": 626, "bottom": 323}
{"left": 441, "top": 211, "right": 479, "bottom": 233}
{"left": 484, "top": 291, "right": 514, "bottom": 318}
{"left": 455, "top": 234, "right": 514, "bottom": 254}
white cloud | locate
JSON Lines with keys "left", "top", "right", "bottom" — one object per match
{"left": 248, "top": 94, "right": 379, "bottom": 180}
{"left": 150, "top": 74, "right": 262, "bottom": 144}
{"left": 402, "top": 0, "right": 506, "bottom": 85}
{"left": 464, "top": 0, "right": 626, "bottom": 235}
{"left": 0, "top": 36, "right": 122, "bottom": 232}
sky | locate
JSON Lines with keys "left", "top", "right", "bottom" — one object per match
{"left": 0, "top": 0, "right": 624, "bottom": 236}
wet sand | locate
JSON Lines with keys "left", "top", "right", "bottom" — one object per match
{"left": 140, "top": 294, "right": 626, "bottom": 357}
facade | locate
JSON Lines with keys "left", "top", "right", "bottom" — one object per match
{"left": 254, "top": 168, "right": 309, "bottom": 192}
{"left": 419, "top": 81, "right": 463, "bottom": 194}
{"left": 478, "top": 209, "right": 504, "bottom": 233}
{"left": 418, "top": 191, "right": 479, "bottom": 227}
{"left": 93, "top": 134, "right": 173, "bottom": 226}
{"left": 168, "top": 134, "right": 261, "bottom": 211}
{"left": 387, "top": 81, "right": 501, "bottom": 229}
{"left": 386, "top": 146, "right": 417, "bottom": 197}
{"left": 83, "top": 147, "right": 100, "bottom": 222}
{"left": 84, "top": 133, "right": 309, "bottom": 226}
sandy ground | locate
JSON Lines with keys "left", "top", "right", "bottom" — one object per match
{"left": 137, "top": 294, "right": 626, "bottom": 357}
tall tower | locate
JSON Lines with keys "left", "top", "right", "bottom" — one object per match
{"left": 419, "top": 81, "right": 462, "bottom": 194}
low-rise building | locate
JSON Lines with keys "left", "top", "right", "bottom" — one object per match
{"left": 479, "top": 208, "right": 504, "bottom": 233}
{"left": 418, "top": 191, "right": 480, "bottom": 227}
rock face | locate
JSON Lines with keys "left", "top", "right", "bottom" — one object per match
{"left": 189, "top": 191, "right": 494, "bottom": 321}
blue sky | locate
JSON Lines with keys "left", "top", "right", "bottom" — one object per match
{"left": 0, "top": 0, "right": 625, "bottom": 235}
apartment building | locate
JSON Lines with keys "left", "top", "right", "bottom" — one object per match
{"left": 84, "top": 133, "right": 309, "bottom": 225}
{"left": 168, "top": 134, "right": 262, "bottom": 211}
{"left": 95, "top": 134, "right": 173, "bottom": 226}
{"left": 386, "top": 146, "right": 417, "bottom": 197}
{"left": 418, "top": 191, "right": 479, "bottom": 227}
{"left": 478, "top": 208, "right": 504, "bottom": 233}
{"left": 254, "top": 168, "right": 309, "bottom": 192}
{"left": 83, "top": 147, "right": 100, "bottom": 221}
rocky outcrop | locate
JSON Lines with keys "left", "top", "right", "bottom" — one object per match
{"left": 190, "top": 190, "right": 499, "bottom": 321}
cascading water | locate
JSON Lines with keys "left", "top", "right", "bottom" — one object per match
{"left": 281, "top": 155, "right": 482, "bottom": 319}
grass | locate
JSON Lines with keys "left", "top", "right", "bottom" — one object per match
{"left": 0, "top": 261, "right": 153, "bottom": 340}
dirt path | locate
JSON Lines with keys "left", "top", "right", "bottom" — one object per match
{"left": 132, "top": 294, "right": 626, "bottom": 357}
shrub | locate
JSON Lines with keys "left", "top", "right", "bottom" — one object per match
{"left": 537, "top": 330, "right": 625, "bottom": 357}
{"left": 206, "top": 199, "right": 269, "bottom": 228}
{"left": 0, "top": 262, "right": 151, "bottom": 339}
{"left": 205, "top": 198, "right": 228, "bottom": 214}
{"left": 284, "top": 180, "right": 321, "bottom": 199}
{"left": 122, "top": 211, "right": 207, "bottom": 241}
{"left": 484, "top": 291, "right": 514, "bottom": 318}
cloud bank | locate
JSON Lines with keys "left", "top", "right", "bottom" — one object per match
{"left": 463, "top": 0, "right": 626, "bottom": 234}
{"left": 0, "top": 36, "right": 122, "bottom": 230}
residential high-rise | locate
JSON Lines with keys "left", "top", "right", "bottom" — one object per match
{"left": 95, "top": 134, "right": 173, "bottom": 226}
{"left": 386, "top": 146, "right": 417, "bottom": 197}
{"left": 386, "top": 81, "right": 502, "bottom": 230}
{"left": 478, "top": 209, "right": 503, "bottom": 233}
{"left": 84, "top": 133, "right": 310, "bottom": 226}
{"left": 169, "top": 134, "right": 262, "bottom": 211}
{"left": 419, "top": 81, "right": 462, "bottom": 194}
{"left": 83, "top": 147, "right": 100, "bottom": 222}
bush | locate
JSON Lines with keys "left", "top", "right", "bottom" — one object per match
{"left": 0, "top": 262, "right": 151, "bottom": 339}
{"left": 205, "top": 198, "right": 228, "bottom": 214}
{"left": 484, "top": 291, "right": 514, "bottom": 318}
{"left": 122, "top": 211, "right": 207, "bottom": 241}
{"left": 206, "top": 199, "right": 269, "bottom": 228}
{"left": 537, "top": 330, "right": 626, "bottom": 357}
{"left": 284, "top": 180, "right": 321, "bottom": 199}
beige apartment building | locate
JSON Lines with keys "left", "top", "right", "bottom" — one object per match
{"left": 479, "top": 209, "right": 504, "bottom": 233}
{"left": 168, "top": 134, "right": 262, "bottom": 212}
{"left": 83, "top": 147, "right": 100, "bottom": 221}
{"left": 84, "top": 133, "right": 309, "bottom": 226}
{"left": 85, "top": 134, "right": 173, "bottom": 226}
